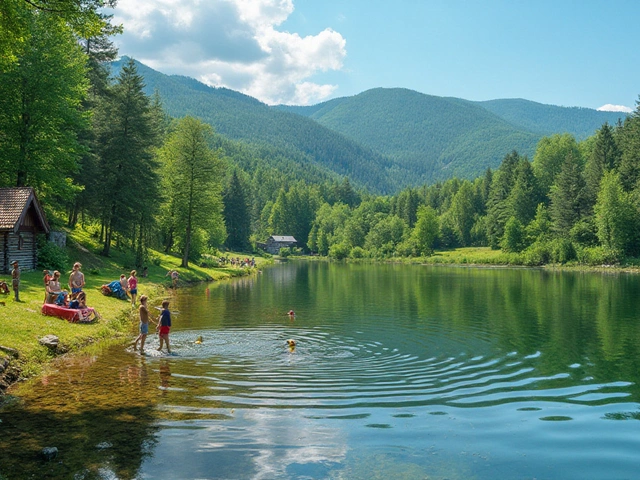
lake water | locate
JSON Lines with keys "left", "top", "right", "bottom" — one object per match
{"left": 2, "top": 262, "right": 640, "bottom": 479}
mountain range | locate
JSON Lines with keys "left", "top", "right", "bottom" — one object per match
{"left": 112, "top": 57, "right": 627, "bottom": 194}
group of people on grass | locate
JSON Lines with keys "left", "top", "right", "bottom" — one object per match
{"left": 227, "top": 257, "right": 255, "bottom": 268}
{"left": 44, "top": 262, "right": 88, "bottom": 309}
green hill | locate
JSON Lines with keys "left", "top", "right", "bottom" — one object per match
{"left": 110, "top": 58, "right": 403, "bottom": 194}
{"left": 476, "top": 98, "right": 627, "bottom": 139}
{"left": 111, "top": 59, "right": 628, "bottom": 193}
{"left": 281, "top": 88, "right": 541, "bottom": 180}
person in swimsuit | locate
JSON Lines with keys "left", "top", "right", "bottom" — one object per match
{"left": 128, "top": 270, "right": 138, "bottom": 306}
{"left": 46, "top": 270, "right": 68, "bottom": 305}
{"left": 133, "top": 295, "right": 154, "bottom": 353}
{"left": 68, "top": 262, "right": 85, "bottom": 295}
{"left": 157, "top": 300, "right": 172, "bottom": 353}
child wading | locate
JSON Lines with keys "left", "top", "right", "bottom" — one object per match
{"left": 157, "top": 300, "right": 172, "bottom": 353}
{"left": 133, "top": 295, "right": 154, "bottom": 353}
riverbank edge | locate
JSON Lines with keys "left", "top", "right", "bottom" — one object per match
{"left": 290, "top": 249, "right": 640, "bottom": 274}
{"left": 0, "top": 264, "right": 264, "bottom": 399}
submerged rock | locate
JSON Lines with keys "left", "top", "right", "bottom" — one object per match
{"left": 41, "top": 447, "right": 58, "bottom": 461}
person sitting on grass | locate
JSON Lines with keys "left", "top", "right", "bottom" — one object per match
{"left": 46, "top": 271, "right": 69, "bottom": 305}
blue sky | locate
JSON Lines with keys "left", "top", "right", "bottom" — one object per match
{"left": 111, "top": 0, "right": 638, "bottom": 110}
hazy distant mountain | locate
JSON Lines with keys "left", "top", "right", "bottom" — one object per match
{"left": 112, "top": 58, "right": 628, "bottom": 193}
{"left": 475, "top": 98, "right": 626, "bottom": 139}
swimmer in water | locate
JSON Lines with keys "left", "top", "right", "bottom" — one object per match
{"left": 195, "top": 335, "right": 203, "bottom": 344}
{"left": 286, "top": 339, "right": 296, "bottom": 352}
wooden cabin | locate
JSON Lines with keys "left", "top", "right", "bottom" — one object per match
{"left": 258, "top": 235, "right": 298, "bottom": 255}
{"left": 0, "top": 187, "right": 50, "bottom": 273}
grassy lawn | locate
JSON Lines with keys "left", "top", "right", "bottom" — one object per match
{"left": 0, "top": 226, "right": 270, "bottom": 381}
{"left": 425, "top": 247, "right": 512, "bottom": 265}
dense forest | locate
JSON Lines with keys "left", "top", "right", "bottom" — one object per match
{"left": 2, "top": 0, "right": 640, "bottom": 269}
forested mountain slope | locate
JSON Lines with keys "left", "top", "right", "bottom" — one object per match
{"left": 110, "top": 58, "right": 403, "bottom": 194}
{"left": 476, "top": 98, "right": 627, "bottom": 139}
{"left": 281, "top": 88, "right": 541, "bottom": 180}
{"left": 112, "top": 59, "right": 627, "bottom": 192}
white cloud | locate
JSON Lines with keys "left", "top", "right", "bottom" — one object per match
{"left": 597, "top": 104, "right": 633, "bottom": 113}
{"left": 110, "top": 0, "right": 346, "bottom": 105}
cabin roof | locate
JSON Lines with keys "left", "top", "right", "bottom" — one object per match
{"left": 0, "top": 187, "right": 50, "bottom": 234}
{"left": 270, "top": 235, "right": 297, "bottom": 243}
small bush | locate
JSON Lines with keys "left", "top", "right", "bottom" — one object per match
{"left": 279, "top": 247, "right": 291, "bottom": 257}
{"left": 576, "top": 245, "right": 621, "bottom": 265}
{"left": 550, "top": 238, "right": 576, "bottom": 264}
{"left": 349, "top": 246, "right": 366, "bottom": 259}
{"left": 329, "top": 242, "right": 350, "bottom": 260}
{"left": 37, "top": 239, "right": 69, "bottom": 271}
{"left": 521, "top": 241, "right": 551, "bottom": 266}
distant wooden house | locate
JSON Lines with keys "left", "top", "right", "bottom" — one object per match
{"left": 258, "top": 235, "right": 298, "bottom": 255}
{"left": 0, "top": 187, "right": 50, "bottom": 273}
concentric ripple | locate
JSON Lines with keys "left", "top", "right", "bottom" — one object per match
{"left": 159, "top": 326, "right": 633, "bottom": 412}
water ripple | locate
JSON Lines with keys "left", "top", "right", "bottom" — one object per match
{"left": 161, "top": 327, "right": 635, "bottom": 412}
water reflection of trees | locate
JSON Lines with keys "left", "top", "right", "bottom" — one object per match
{"left": 300, "top": 264, "right": 640, "bottom": 390}
{"left": 0, "top": 350, "right": 159, "bottom": 479}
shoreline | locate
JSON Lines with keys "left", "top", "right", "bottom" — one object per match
{"left": 0, "top": 260, "right": 265, "bottom": 399}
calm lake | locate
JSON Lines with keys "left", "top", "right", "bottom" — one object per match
{"left": 2, "top": 262, "right": 640, "bottom": 479}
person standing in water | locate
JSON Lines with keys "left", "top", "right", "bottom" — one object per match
{"left": 157, "top": 300, "right": 172, "bottom": 353}
{"left": 133, "top": 295, "right": 154, "bottom": 353}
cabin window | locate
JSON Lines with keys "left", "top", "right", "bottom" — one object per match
{"left": 18, "top": 234, "right": 24, "bottom": 250}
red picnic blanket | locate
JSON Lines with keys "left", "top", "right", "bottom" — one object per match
{"left": 41, "top": 303, "right": 97, "bottom": 323}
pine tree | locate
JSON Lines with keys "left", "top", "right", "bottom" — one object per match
{"left": 223, "top": 170, "right": 251, "bottom": 251}
{"left": 94, "top": 58, "right": 160, "bottom": 256}
{"left": 618, "top": 98, "right": 640, "bottom": 192}
{"left": 583, "top": 123, "right": 620, "bottom": 211}
{"left": 485, "top": 151, "right": 520, "bottom": 248}
{"left": 549, "top": 152, "right": 586, "bottom": 236}
{"left": 507, "top": 159, "right": 540, "bottom": 225}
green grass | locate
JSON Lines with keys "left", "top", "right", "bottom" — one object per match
{"left": 0, "top": 226, "right": 270, "bottom": 381}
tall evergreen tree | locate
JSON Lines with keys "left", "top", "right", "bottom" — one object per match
{"left": 549, "top": 152, "right": 586, "bottom": 236}
{"left": 583, "top": 123, "right": 620, "bottom": 210}
{"left": 68, "top": 11, "right": 122, "bottom": 227}
{"left": 618, "top": 98, "right": 640, "bottom": 192}
{"left": 485, "top": 151, "right": 520, "bottom": 248}
{"left": 507, "top": 159, "right": 540, "bottom": 225}
{"left": 223, "top": 170, "right": 251, "bottom": 251}
{"left": 449, "top": 181, "right": 475, "bottom": 246}
{"left": 94, "top": 58, "right": 160, "bottom": 256}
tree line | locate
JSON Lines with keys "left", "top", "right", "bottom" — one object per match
{"left": 2, "top": 1, "right": 640, "bottom": 268}
{"left": 304, "top": 116, "right": 640, "bottom": 265}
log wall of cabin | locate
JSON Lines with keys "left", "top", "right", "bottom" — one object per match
{"left": 1, "top": 231, "right": 37, "bottom": 273}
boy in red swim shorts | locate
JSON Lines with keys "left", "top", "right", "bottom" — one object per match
{"left": 157, "top": 300, "right": 172, "bottom": 353}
